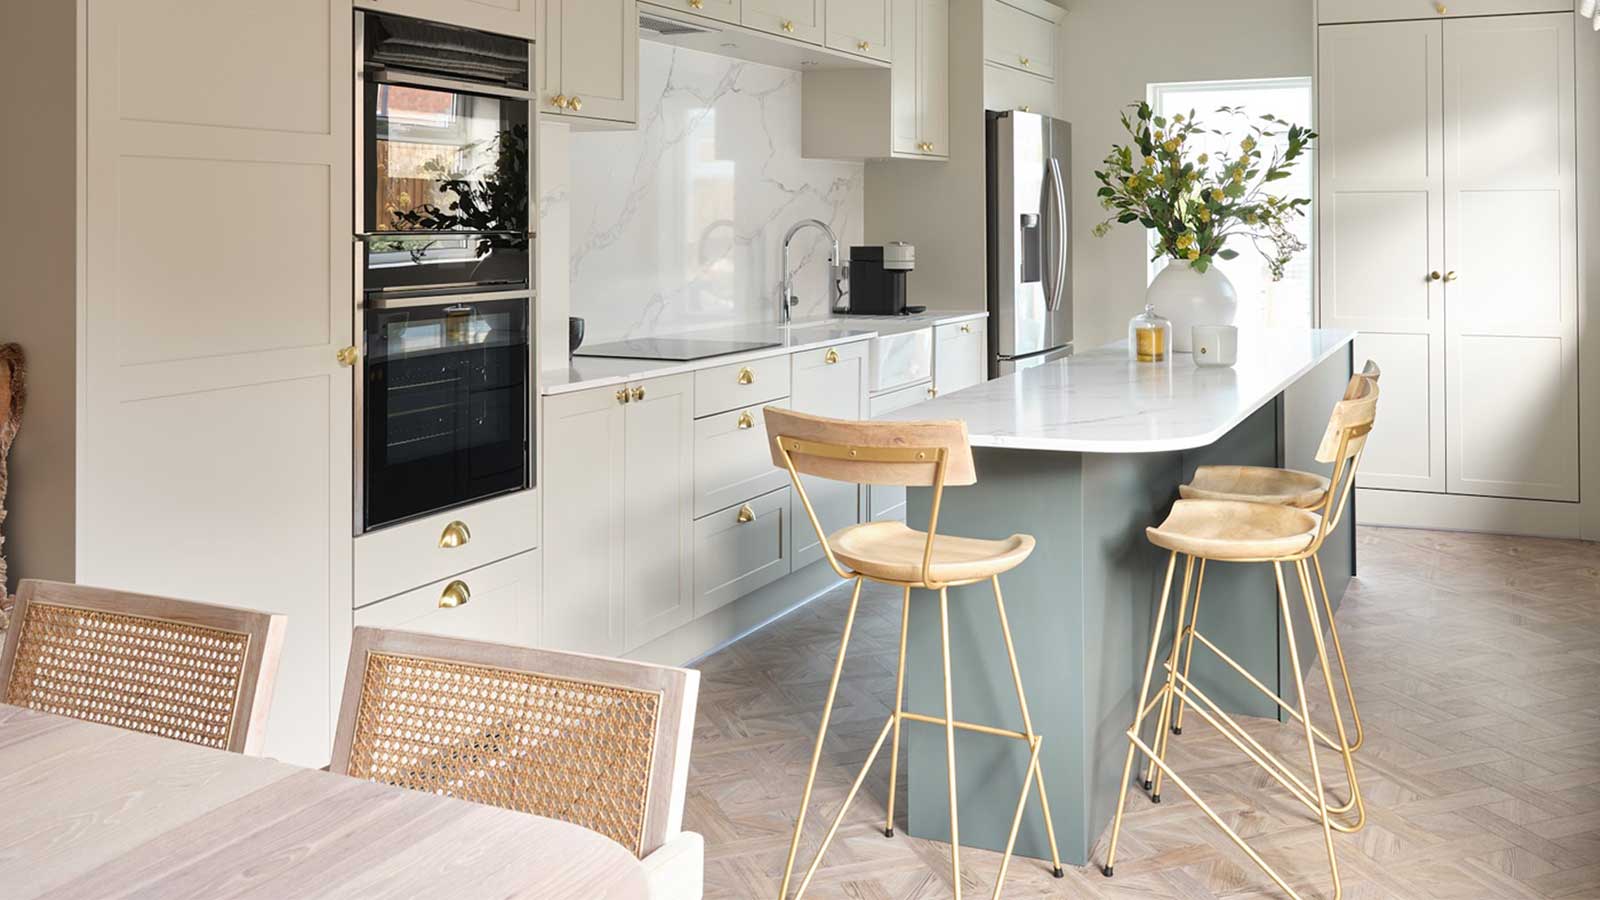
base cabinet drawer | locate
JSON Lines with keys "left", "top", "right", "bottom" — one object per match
{"left": 355, "top": 550, "right": 541, "bottom": 648}
{"left": 355, "top": 489, "right": 540, "bottom": 607}
{"left": 933, "top": 318, "right": 987, "bottom": 397}
{"left": 694, "top": 487, "right": 790, "bottom": 616}
{"left": 695, "top": 400, "right": 791, "bottom": 517}
{"left": 695, "top": 355, "right": 791, "bottom": 417}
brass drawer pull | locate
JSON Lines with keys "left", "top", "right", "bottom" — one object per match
{"left": 1019, "top": 56, "right": 1031, "bottom": 67}
{"left": 960, "top": 323, "right": 972, "bottom": 333}
{"left": 631, "top": 385, "right": 646, "bottom": 401}
{"left": 737, "top": 411, "right": 755, "bottom": 430}
{"left": 568, "top": 96, "right": 583, "bottom": 112}
{"left": 551, "top": 94, "right": 568, "bottom": 109}
{"left": 438, "top": 580, "right": 471, "bottom": 609}
{"left": 616, "top": 387, "right": 631, "bottom": 404}
{"left": 737, "top": 367, "right": 755, "bottom": 385}
{"left": 927, "top": 387, "right": 938, "bottom": 399}
{"left": 438, "top": 521, "right": 471, "bottom": 549}
{"left": 1443, "top": 271, "right": 1458, "bottom": 283}
{"left": 781, "top": 19, "right": 795, "bottom": 33}
{"left": 336, "top": 346, "right": 359, "bottom": 367}
{"left": 858, "top": 40, "right": 870, "bottom": 51}
{"left": 824, "top": 348, "right": 839, "bottom": 364}
{"left": 735, "top": 504, "right": 755, "bottom": 524}
{"left": 690, "top": 0, "right": 704, "bottom": 7}
{"left": 1429, "top": 271, "right": 1442, "bottom": 281}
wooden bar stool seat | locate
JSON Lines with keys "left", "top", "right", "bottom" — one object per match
{"left": 1147, "top": 499, "right": 1320, "bottom": 560}
{"left": 829, "top": 521, "right": 1035, "bottom": 585}
{"left": 1180, "top": 465, "right": 1330, "bottom": 508}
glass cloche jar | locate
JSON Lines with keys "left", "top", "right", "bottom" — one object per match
{"left": 1128, "top": 303, "right": 1172, "bottom": 363}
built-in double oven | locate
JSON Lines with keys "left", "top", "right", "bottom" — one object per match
{"left": 355, "top": 11, "right": 534, "bottom": 533}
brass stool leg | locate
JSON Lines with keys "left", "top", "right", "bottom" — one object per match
{"left": 1146, "top": 555, "right": 1195, "bottom": 802}
{"left": 990, "top": 576, "right": 1066, "bottom": 883}
{"left": 938, "top": 586, "right": 963, "bottom": 900}
{"left": 1312, "top": 554, "right": 1365, "bottom": 754}
{"left": 1170, "top": 558, "right": 1207, "bottom": 736}
{"left": 779, "top": 576, "right": 865, "bottom": 900}
{"left": 883, "top": 586, "right": 912, "bottom": 838}
{"left": 1276, "top": 561, "right": 1344, "bottom": 900}
{"left": 1298, "top": 560, "right": 1366, "bottom": 832}
{"left": 1102, "top": 551, "right": 1180, "bottom": 878}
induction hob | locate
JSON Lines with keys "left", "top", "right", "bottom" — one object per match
{"left": 573, "top": 338, "right": 783, "bottom": 361}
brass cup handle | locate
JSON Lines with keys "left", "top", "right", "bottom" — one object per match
{"left": 631, "top": 385, "right": 646, "bottom": 401}
{"left": 336, "top": 346, "right": 359, "bottom": 367}
{"left": 616, "top": 387, "right": 631, "bottom": 404}
{"left": 1429, "top": 271, "right": 1442, "bottom": 281}
{"left": 781, "top": 19, "right": 795, "bottom": 32}
{"left": 438, "top": 520, "right": 471, "bottom": 549}
{"left": 689, "top": 0, "right": 704, "bottom": 7}
{"left": 824, "top": 348, "right": 839, "bottom": 365}
{"left": 737, "top": 411, "right": 755, "bottom": 429}
{"left": 857, "top": 40, "right": 870, "bottom": 51}
{"left": 1435, "top": 2, "right": 1447, "bottom": 13}
{"left": 735, "top": 504, "right": 755, "bottom": 524}
{"left": 1443, "top": 271, "right": 1458, "bottom": 283}
{"left": 736, "top": 367, "right": 755, "bottom": 385}
{"left": 568, "top": 96, "right": 583, "bottom": 112}
{"left": 438, "top": 580, "right": 471, "bottom": 609}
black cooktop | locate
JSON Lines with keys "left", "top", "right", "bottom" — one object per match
{"left": 573, "top": 338, "right": 783, "bottom": 362}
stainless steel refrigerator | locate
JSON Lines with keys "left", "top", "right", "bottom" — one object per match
{"left": 987, "top": 110, "right": 1073, "bottom": 377}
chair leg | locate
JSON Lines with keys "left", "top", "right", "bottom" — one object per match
{"left": 938, "top": 586, "right": 962, "bottom": 900}
{"left": 990, "top": 576, "right": 1065, "bottom": 883}
{"left": 1170, "top": 558, "right": 1207, "bottom": 736}
{"left": 1298, "top": 560, "right": 1366, "bottom": 832}
{"left": 779, "top": 576, "right": 864, "bottom": 900}
{"left": 1276, "top": 561, "right": 1343, "bottom": 900}
{"left": 1313, "top": 554, "right": 1365, "bottom": 754}
{"left": 1146, "top": 555, "right": 1195, "bottom": 801}
{"left": 883, "top": 586, "right": 912, "bottom": 838}
{"left": 1102, "top": 550, "right": 1180, "bottom": 878}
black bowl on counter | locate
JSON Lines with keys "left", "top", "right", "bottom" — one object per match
{"left": 569, "top": 317, "right": 585, "bottom": 353}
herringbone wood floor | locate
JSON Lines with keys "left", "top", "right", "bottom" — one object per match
{"left": 685, "top": 527, "right": 1600, "bottom": 899}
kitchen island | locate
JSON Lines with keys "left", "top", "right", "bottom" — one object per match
{"left": 876, "top": 329, "right": 1357, "bottom": 866}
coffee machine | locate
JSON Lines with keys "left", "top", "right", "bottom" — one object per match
{"left": 840, "top": 242, "right": 919, "bottom": 315}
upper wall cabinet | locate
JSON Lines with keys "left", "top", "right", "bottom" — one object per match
{"left": 353, "top": 0, "right": 534, "bottom": 39}
{"left": 744, "top": 0, "right": 823, "bottom": 45}
{"left": 801, "top": 0, "right": 948, "bottom": 160}
{"left": 826, "top": 0, "right": 892, "bottom": 62}
{"left": 983, "top": 0, "right": 1056, "bottom": 79}
{"left": 651, "top": 0, "right": 742, "bottom": 25}
{"left": 544, "top": 0, "right": 639, "bottom": 127}
{"left": 1317, "top": 0, "right": 1573, "bottom": 23}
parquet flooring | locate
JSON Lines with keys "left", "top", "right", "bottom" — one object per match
{"left": 684, "top": 526, "right": 1600, "bottom": 899}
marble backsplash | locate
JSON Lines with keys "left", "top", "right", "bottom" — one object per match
{"left": 565, "top": 41, "right": 865, "bottom": 344}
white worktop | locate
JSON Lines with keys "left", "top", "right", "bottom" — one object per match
{"left": 878, "top": 328, "right": 1356, "bottom": 453}
{"left": 541, "top": 311, "right": 988, "bottom": 396}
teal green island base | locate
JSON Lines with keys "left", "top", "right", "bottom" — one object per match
{"left": 894, "top": 338, "right": 1355, "bottom": 867}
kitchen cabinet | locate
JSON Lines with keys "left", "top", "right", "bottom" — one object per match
{"left": 1317, "top": 0, "right": 1573, "bottom": 24}
{"left": 542, "top": 373, "right": 695, "bottom": 656}
{"left": 1318, "top": 13, "right": 1579, "bottom": 504}
{"left": 694, "top": 487, "right": 791, "bottom": 616}
{"left": 789, "top": 341, "right": 869, "bottom": 568}
{"left": 932, "top": 318, "right": 987, "bottom": 398}
{"left": 354, "top": 489, "right": 540, "bottom": 608}
{"left": 694, "top": 400, "right": 791, "bottom": 518}
{"left": 354, "top": 550, "right": 541, "bottom": 648}
{"left": 543, "top": 0, "right": 639, "bottom": 126}
{"left": 352, "top": 0, "right": 533, "bottom": 39}
{"left": 825, "top": 0, "right": 892, "bottom": 62}
{"left": 650, "top": 0, "right": 742, "bottom": 25}
{"left": 983, "top": 0, "right": 1055, "bottom": 79}
{"left": 743, "top": 0, "right": 823, "bottom": 44}
{"left": 801, "top": 0, "right": 948, "bottom": 160}
{"left": 983, "top": 61, "right": 1055, "bottom": 117}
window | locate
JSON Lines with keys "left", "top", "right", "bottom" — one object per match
{"left": 1147, "top": 78, "right": 1315, "bottom": 331}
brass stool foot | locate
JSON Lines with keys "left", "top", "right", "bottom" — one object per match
{"left": 1102, "top": 865, "right": 1113, "bottom": 877}
{"left": 883, "top": 828, "right": 894, "bottom": 838}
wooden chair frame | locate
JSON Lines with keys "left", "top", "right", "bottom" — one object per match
{"left": 0, "top": 579, "right": 286, "bottom": 755}
{"left": 329, "top": 627, "right": 699, "bottom": 859}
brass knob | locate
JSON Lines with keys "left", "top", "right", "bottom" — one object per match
{"left": 1443, "top": 271, "right": 1458, "bottom": 282}
{"left": 1020, "top": 56, "right": 1030, "bottom": 67}
{"left": 336, "top": 346, "right": 359, "bottom": 367}
{"left": 736, "top": 367, "right": 755, "bottom": 385}
{"left": 737, "top": 410, "right": 755, "bottom": 429}
{"left": 690, "top": 0, "right": 703, "bottom": 7}
{"left": 960, "top": 324, "right": 972, "bottom": 333}
{"left": 735, "top": 504, "right": 755, "bottom": 524}
{"left": 824, "top": 348, "right": 839, "bottom": 365}
{"left": 438, "top": 580, "right": 471, "bottom": 609}
{"left": 438, "top": 520, "right": 471, "bottom": 549}
{"left": 1435, "top": 2, "right": 1446, "bottom": 13}
{"left": 858, "top": 40, "right": 870, "bottom": 51}
{"left": 551, "top": 94, "right": 568, "bottom": 109}
{"left": 1020, "top": 105, "right": 1032, "bottom": 113}
{"left": 927, "top": 387, "right": 938, "bottom": 399}
{"left": 568, "top": 96, "right": 583, "bottom": 112}
{"left": 617, "top": 387, "right": 631, "bottom": 404}
{"left": 1429, "top": 271, "right": 1442, "bottom": 281}
{"left": 781, "top": 19, "right": 795, "bottom": 32}
{"left": 631, "top": 385, "right": 646, "bottom": 401}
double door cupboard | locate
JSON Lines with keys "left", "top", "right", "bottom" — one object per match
{"left": 1317, "top": 9, "right": 1580, "bottom": 504}
{"left": 543, "top": 0, "right": 640, "bottom": 126}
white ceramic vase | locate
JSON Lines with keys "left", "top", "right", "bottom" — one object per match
{"left": 1146, "top": 262, "right": 1238, "bottom": 352}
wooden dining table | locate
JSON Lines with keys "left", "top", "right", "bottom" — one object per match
{"left": 0, "top": 704, "right": 650, "bottom": 899}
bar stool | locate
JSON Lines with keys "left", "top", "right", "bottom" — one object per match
{"left": 1102, "top": 372, "right": 1379, "bottom": 900}
{"left": 1170, "top": 361, "right": 1380, "bottom": 754}
{"left": 764, "top": 408, "right": 1064, "bottom": 900}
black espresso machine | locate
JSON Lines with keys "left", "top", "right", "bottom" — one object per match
{"left": 839, "top": 242, "right": 921, "bottom": 315}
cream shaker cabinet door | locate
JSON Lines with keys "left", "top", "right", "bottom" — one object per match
{"left": 544, "top": 0, "right": 639, "bottom": 125}
{"left": 622, "top": 373, "right": 696, "bottom": 651}
{"left": 542, "top": 387, "right": 627, "bottom": 657}
{"left": 789, "top": 343, "right": 868, "bottom": 568}
{"left": 743, "top": 0, "right": 823, "bottom": 45}
{"left": 80, "top": 0, "right": 353, "bottom": 768}
{"left": 826, "top": 0, "right": 892, "bottom": 61}
{"left": 983, "top": 61, "right": 1055, "bottom": 118}
{"left": 933, "top": 319, "right": 985, "bottom": 397}
{"left": 353, "top": 0, "right": 533, "bottom": 39}
{"left": 1318, "top": 0, "right": 1574, "bottom": 24}
{"left": 888, "top": 0, "right": 921, "bottom": 156}
{"left": 355, "top": 550, "right": 541, "bottom": 649}
{"left": 916, "top": 0, "right": 950, "bottom": 158}
{"left": 1317, "top": 20, "right": 1446, "bottom": 493}
{"left": 694, "top": 488, "right": 791, "bottom": 617}
{"left": 648, "top": 0, "right": 742, "bottom": 25}
{"left": 983, "top": 0, "right": 1054, "bottom": 78}
{"left": 1442, "top": 13, "right": 1578, "bottom": 501}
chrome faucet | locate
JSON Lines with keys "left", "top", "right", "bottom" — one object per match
{"left": 780, "top": 219, "right": 847, "bottom": 324}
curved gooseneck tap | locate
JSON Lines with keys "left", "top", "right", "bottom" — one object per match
{"left": 780, "top": 219, "right": 847, "bottom": 323}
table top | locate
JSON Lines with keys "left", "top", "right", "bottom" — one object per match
{"left": 0, "top": 705, "right": 649, "bottom": 900}
{"left": 878, "top": 328, "right": 1355, "bottom": 453}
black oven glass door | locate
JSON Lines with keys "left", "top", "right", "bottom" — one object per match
{"left": 363, "top": 298, "right": 529, "bottom": 531}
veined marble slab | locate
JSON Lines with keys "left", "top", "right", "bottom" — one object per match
{"left": 879, "top": 328, "right": 1356, "bottom": 453}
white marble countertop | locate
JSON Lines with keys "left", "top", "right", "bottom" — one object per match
{"left": 877, "top": 328, "right": 1356, "bottom": 453}
{"left": 541, "top": 310, "right": 987, "bottom": 396}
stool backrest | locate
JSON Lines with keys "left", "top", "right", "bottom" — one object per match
{"left": 1310, "top": 363, "right": 1381, "bottom": 545}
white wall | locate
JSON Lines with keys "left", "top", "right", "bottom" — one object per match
{"left": 1058, "top": 0, "right": 1314, "bottom": 348}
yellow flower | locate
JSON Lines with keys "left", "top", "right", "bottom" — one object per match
{"left": 1187, "top": 249, "right": 1200, "bottom": 260}
{"left": 1162, "top": 139, "right": 1179, "bottom": 154}
{"left": 1126, "top": 175, "right": 1140, "bottom": 189}
{"left": 1154, "top": 130, "right": 1164, "bottom": 142}
{"left": 1175, "top": 232, "right": 1193, "bottom": 249}
{"left": 1144, "top": 155, "right": 1156, "bottom": 167}
{"left": 1198, "top": 206, "right": 1212, "bottom": 222}
{"left": 1198, "top": 152, "right": 1209, "bottom": 165}
{"left": 1173, "top": 113, "right": 1185, "bottom": 123}
{"left": 1232, "top": 169, "right": 1245, "bottom": 184}
{"left": 1153, "top": 172, "right": 1166, "bottom": 186}
{"left": 1241, "top": 135, "right": 1257, "bottom": 152}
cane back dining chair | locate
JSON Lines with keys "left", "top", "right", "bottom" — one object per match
{"left": 764, "top": 407, "right": 1063, "bottom": 900}
{"left": 1101, "top": 371, "right": 1379, "bottom": 900}
{"left": 329, "top": 627, "right": 703, "bottom": 897}
{"left": 0, "top": 579, "right": 287, "bottom": 755}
